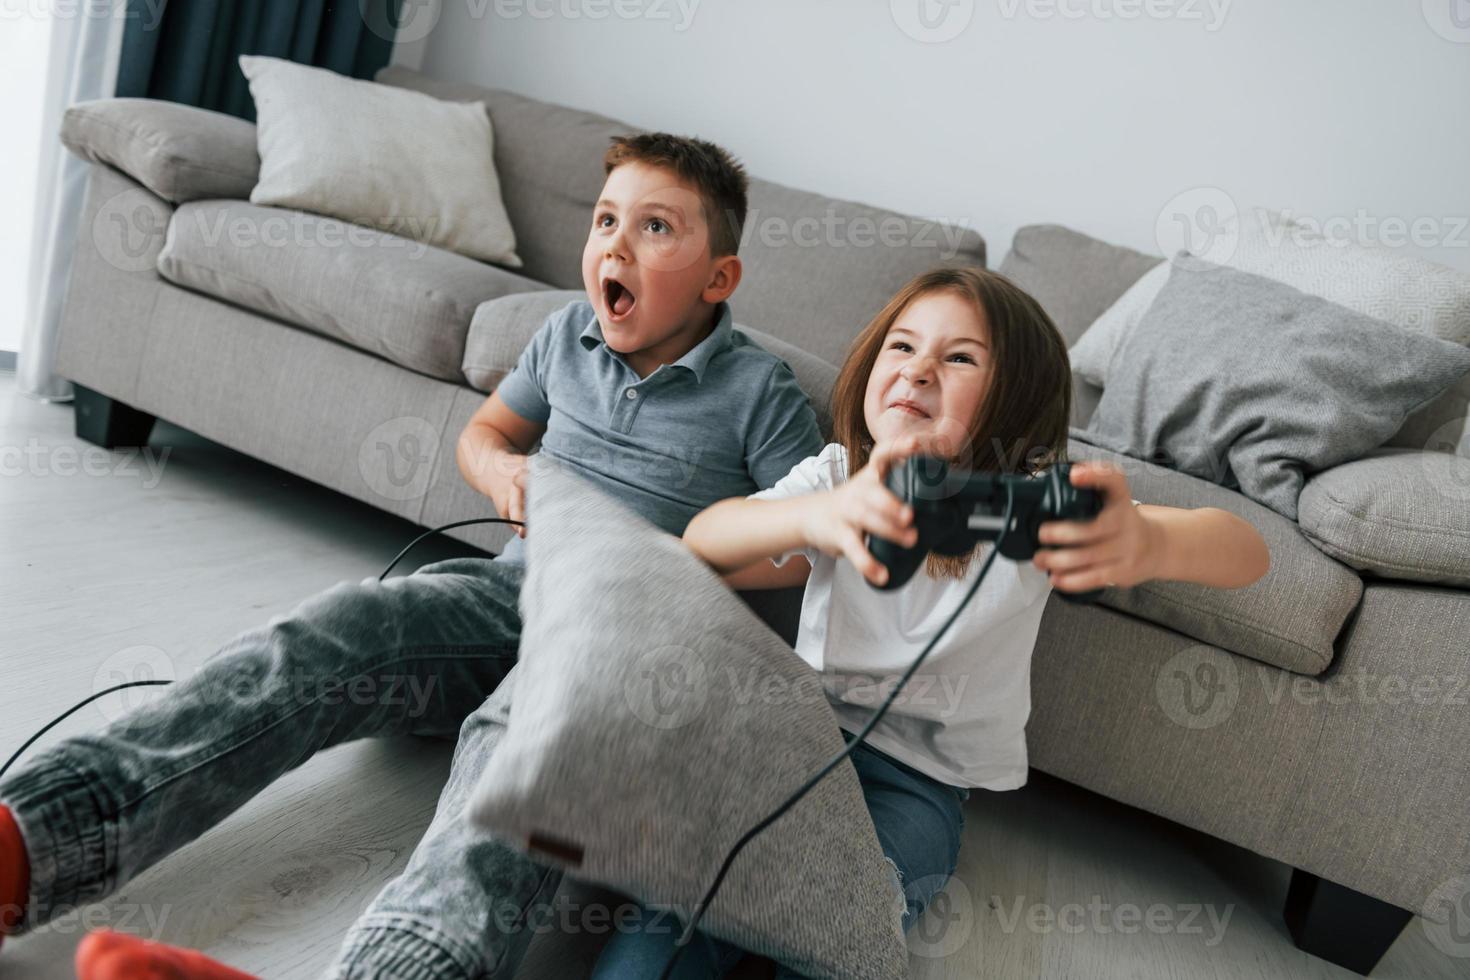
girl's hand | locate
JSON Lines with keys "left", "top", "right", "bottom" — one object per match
{"left": 802, "top": 435, "right": 931, "bottom": 586}
{"left": 1032, "top": 461, "right": 1159, "bottom": 592}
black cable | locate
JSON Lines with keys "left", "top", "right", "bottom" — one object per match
{"left": 0, "top": 681, "right": 173, "bottom": 782}
{"left": 656, "top": 485, "right": 1016, "bottom": 980}
{"left": 376, "top": 517, "right": 524, "bottom": 581}
{"left": 0, "top": 517, "right": 525, "bottom": 785}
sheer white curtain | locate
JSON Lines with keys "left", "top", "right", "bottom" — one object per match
{"left": 17, "top": 2, "right": 128, "bottom": 402}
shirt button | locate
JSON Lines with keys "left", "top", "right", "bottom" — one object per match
{"left": 625, "top": 388, "right": 638, "bottom": 400}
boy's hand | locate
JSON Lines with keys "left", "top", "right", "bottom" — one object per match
{"left": 802, "top": 434, "right": 935, "bottom": 586}
{"left": 489, "top": 451, "right": 531, "bottom": 538}
{"left": 1032, "top": 461, "right": 1158, "bottom": 592}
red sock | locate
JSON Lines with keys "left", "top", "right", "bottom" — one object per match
{"left": 0, "top": 804, "right": 30, "bottom": 950}
{"left": 75, "top": 929, "right": 257, "bottom": 980}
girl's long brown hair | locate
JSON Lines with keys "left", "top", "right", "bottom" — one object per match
{"left": 829, "top": 267, "right": 1073, "bottom": 580}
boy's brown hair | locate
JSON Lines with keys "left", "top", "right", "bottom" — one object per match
{"left": 829, "top": 267, "right": 1073, "bottom": 580}
{"left": 604, "top": 133, "right": 749, "bottom": 258}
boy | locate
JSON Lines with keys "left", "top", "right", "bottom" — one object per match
{"left": 0, "top": 133, "right": 824, "bottom": 980}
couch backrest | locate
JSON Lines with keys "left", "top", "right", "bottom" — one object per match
{"left": 376, "top": 66, "right": 985, "bottom": 367}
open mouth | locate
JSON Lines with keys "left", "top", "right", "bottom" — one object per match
{"left": 602, "top": 277, "right": 637, "bottom": 320}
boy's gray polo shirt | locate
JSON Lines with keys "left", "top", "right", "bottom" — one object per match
{"left": 492, "top": 299, "right": 824, "bottom": 564}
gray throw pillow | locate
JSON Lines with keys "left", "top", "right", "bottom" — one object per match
{"left": 468, "top": 461, "right": 909, "bottom": 980}
{"left": 1081, "top": 254, "right": 1470, "bottom": 521}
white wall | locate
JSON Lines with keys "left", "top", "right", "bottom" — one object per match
{"left": 396, "top": 0, "right": 1470, "bottom": 273}
{"left": 0, "top": 13, "right": 55, "bottom": 354}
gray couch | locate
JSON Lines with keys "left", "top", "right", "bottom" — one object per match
{"left": 52, "top": 65, "right": 1470, "bottom": 976}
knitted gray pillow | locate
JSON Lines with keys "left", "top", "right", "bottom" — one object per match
{"left": 1082, "top": 253, "right": 1470, "bottom": 521}
{"left": 467, "top": 461, "right": 908, "bottom": 980}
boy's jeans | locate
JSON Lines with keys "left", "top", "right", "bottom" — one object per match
{"left": 0, "top": 556, "right": 557, "bottom": 979}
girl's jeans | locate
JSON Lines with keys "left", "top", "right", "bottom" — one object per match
{"left": 0, "top": 556, "right": 556, "bottom": 979}
{"left": 590, "top": 737, "right": 971, "bottom": 979}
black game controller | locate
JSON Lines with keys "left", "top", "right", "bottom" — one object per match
{"left": 866, "top": 457, "right": 1107, "bottom": 601}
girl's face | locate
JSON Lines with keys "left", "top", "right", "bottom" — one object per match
{"left": 862, "top": 290, "right": 992, "bottom": 457}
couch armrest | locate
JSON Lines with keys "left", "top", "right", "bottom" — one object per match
{"left": 1298, "top": 447, "right": 1470, "bottom": 589}
{"left": 61, "top": 98, "right": 260, "bottom": 204}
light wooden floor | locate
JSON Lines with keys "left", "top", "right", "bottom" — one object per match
{"left": 2, "top": 369, "right": 1466, "bottom": 980}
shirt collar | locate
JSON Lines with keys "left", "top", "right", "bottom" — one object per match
{"left": 578, "top": 302, "right": 735, "bottom": 384}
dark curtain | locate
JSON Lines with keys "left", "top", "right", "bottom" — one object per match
{"left": 115, "top": 0, "right": 407, "bottom": 122}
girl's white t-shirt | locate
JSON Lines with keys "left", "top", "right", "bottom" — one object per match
{"left": 749, "top": 443, "right": 1116, "bottom": 791}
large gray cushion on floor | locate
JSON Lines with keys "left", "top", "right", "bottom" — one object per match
{"left": 61, "top": 98, "right": 261, "bottom": 204}
{"left": 1080, "top": 254, "right": 1470, "bottom": 522}
{"left": 468, "top": 462, "right": 908, "bottom": 980}
{"left": 463, "top": 290, "right": 839, "bottom": 438}
{"left": 157, "top": 200, "right": 552, "bottom": 381}
{"left": 1298, "top": 448, "right": 1470, "bottom": 588}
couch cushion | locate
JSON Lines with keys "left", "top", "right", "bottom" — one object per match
{"left": 463, "top": 290, "right": 840, "bottom": 439}
{"left": 374, "top": 65, "right": 984, "bottom": 368}
{"left": 1081, "top": 255, "right": 1470, "bottom": 522}
{"left": 469, "top": 462, "right": 909, "bottom": 979}
{"left": 1067, "top": 431, "right": 1363, "bottom": 675}
{"left": 998, "top": 225, "right": 1161, "bottom": 429}
{"left": 158, "top": 199, "right": 551, "bottom": 381}
{"left": 61, "top": 98, "right": 260, "bottom": 204}
{"left": 241, "top": 56, "right": 522, "bottom": 268}
{"left": 1068, "top": 212, "right": 1470, "bottom": 458}
{"left": 1298, "top": 448, "right": 1470, "bottom": 588}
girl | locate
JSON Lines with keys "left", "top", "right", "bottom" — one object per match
{"left": 592, "top": 267, "right": 1270, "bottom": 978}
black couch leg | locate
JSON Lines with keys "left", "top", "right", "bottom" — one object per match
{"left": 1283, "top": 869, "right": 1413, "bottom": 975}
{"left": 73, "top": 383, "right": 157, "bottom": 449}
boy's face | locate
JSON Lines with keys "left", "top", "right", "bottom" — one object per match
{"left": 863, "top": 290, "right": 993, "bottom": 458}
{"left": 582, "top": 161, "right": 734, "bottom": 360}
